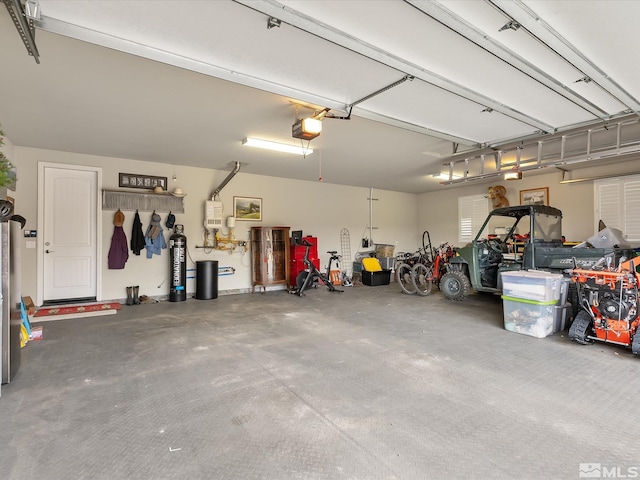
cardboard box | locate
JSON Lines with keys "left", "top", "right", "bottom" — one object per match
{"left": 375, "top": 244, "right": 395, "bottom": 258}
{"left": 23, "top": 296, "right": 36, "bottom": 316}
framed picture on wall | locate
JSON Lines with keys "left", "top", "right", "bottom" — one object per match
{"left": 520, "top": 187, "right": 549, "bottom": 206}
{"left": 234, "top": 196, "right": 262, "bottom": 221}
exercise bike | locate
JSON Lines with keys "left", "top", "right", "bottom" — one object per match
{"left": 291, "top": 238, "right": 343, "bottom": 296}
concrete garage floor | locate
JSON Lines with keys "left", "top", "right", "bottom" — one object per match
{"left": 1, "top": 283, "right": 639, "bottom": 480}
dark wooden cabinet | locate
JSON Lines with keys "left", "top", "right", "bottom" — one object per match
{"left": 251, "top": 226, "right": 290, "bottom": 292}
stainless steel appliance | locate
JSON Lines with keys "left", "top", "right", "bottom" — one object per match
{"left": 1, "top": 220, "right": 21, "bottom": 388}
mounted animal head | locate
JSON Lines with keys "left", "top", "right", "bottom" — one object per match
{"left": 488, "top": 185, "right": 509, "bottom": 208}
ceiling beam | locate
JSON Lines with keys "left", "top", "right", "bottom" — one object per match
{"left": 406, "top": 0, "right": 610, "bottom": 120}
{"left": 491, "top": 0, "right": 640, "bottom": 115}
{"left": 233, "top": 0, "right": 554, "bottom": 134}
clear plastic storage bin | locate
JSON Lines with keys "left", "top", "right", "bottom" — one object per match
{"left": 501, "top": 270, "right": 563, "bottom": 302}
{"left": 502, "top": 295, "right": 557, "bottom": 338}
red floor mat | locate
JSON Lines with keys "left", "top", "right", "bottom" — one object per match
{"left": 33, "top": 302, "right": 122, "bottom": 318}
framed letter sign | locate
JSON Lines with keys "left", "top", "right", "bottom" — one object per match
{"left": 119, "top": 173, "right": 168, "bottom": 190}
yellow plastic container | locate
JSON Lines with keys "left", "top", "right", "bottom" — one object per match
{"left": 362, "top": 258, "right": 382, "bottom": 272}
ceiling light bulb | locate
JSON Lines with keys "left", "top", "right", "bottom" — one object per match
{"left": 302, "top": 118, "right": 322, "bottom": 134}
{"left": 292, "top": 117, "right": 322, "bottom": 140}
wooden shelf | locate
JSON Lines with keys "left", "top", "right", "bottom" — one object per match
{"left": 102, "top": 189, "right": 184, "bottom": 213}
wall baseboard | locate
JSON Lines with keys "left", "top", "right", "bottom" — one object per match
{"left": 111, "top": 284, "right": 289, "bottom": 304}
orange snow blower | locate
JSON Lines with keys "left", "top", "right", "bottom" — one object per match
{"left": 568, "top": 254, "right": 640, "bottom": 355}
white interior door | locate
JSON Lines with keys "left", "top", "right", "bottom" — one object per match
{"left": 41, "top": 165, "right": 99, "bottom": 303}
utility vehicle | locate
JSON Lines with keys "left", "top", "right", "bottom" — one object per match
{"left": 440, "top": 205, "right": 630, "bottom": 304}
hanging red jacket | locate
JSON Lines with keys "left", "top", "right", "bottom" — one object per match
{"left": 108, "top": 210, "right": 129, "bottom": 269}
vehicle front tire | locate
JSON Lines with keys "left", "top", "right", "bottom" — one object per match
{"left": 440, "top": 271, "right": 471, "bottom": 301}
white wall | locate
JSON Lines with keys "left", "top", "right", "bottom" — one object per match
{"left": 10, "top": 143, "right": 640, "bottom": 303}
{"left": 11, "top": 147, "right": 419, "bottom": 303}
{"left": 418, "top": 161, "right": 640, "bottom": 247}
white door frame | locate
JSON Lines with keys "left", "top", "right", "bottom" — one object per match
{"left": 36, "top": 162, "right": 103, "bottom": 306}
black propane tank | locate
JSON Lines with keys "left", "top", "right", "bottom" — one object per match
{"left": 169, "top": 224, "right": 187, "bottom": 302}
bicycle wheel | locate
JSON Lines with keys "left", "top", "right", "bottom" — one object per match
{"left": 395, "top": 262, "right": 416, "bottom": 294}
{"left": 412, "top": 263, "right": 433, "bottom": 296}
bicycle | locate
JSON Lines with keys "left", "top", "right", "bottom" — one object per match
{"left": 290, "top": 238, "right": 344, "bottom": 297}
{"left": 395, "top": 231, "right": 435, "bottom": 295}
{"left": 395, "top": 231, "right": 455, "bottom": 296}
{"left": 412, "top": 242, "right": 456, "bottom": 296}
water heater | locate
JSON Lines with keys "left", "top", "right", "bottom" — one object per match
{"left": 204, "top": 200, "right": 223, "bottom": 228}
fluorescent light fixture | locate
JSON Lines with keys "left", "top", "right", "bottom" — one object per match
{"left": 292, "top": 117, "right": 322, "bottom": 140}
{"left": 433, "top": 173, "right": 461, "bottom": 180}
{"left": 504, "top": 170, "right": 523, "bottom": 180}
{"left": 242, "top": 137, "right": 313, "bottom": 156}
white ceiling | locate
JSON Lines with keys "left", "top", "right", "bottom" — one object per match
{"left": 1, "top": 0, "right": 640, "bottom": 193}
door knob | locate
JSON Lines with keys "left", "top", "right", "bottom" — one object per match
{"left": 45, "top": 249, "right": 54, "bottom": 253}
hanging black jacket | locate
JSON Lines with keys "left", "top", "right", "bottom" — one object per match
{"left": 130, "top": 210, "right": 146, "bottom": 255}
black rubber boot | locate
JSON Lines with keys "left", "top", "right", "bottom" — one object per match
{"left": 133, "top": 285, "right": 140, "bottom": 305}
{"left": 126, "top": 286, "right": 134, "bottom": 306}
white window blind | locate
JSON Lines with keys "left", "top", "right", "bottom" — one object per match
{"left": 596, "top": 182, "right": 620, "bottom": 229}
{"left": 594, "top": 174, "right": 640, "bottom": 242}
{"left": 459, "top": 194, "right": 488, "bottom": 244}
{"left": 624, "top": 181, "right": 640, "bottom": 240}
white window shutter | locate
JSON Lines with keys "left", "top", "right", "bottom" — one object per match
{"left": 594, "top": 174, "right": 640, "bottom": 242}
{"left": 596, "top": 182, "right": 621, "bottom": 230}
{"left": 459, "top": 194, "right": 488, "bottom": 243}
{"left": 623, "top": 180, "right": 640, "bottom": 241}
